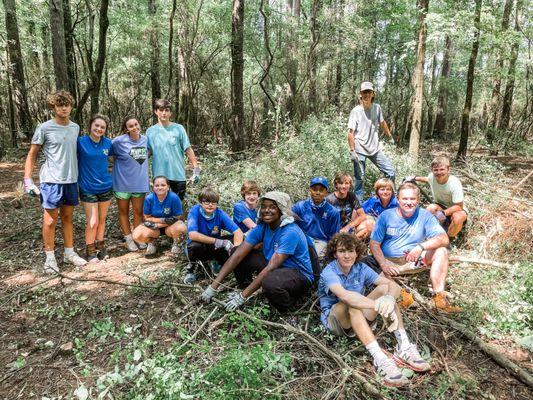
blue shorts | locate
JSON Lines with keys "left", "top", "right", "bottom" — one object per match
{"left": 40, "top": 183, "right": 79, "bottom": 209}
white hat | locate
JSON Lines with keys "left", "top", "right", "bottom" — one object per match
{"left": 360, "top": 81, "right": 374, "bottom": 92}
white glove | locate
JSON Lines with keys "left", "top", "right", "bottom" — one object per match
{"left": 374, "top": 295, "right": 396, "bottom": 318}
{"left": 404, "top": 176, "right": 416, "bottom": 183}
{"left": 192, "top": 167, "right": 201, "bottom": 184}
{"left": 383, "top": 312, "right": 399, "bottom": 332}
{"left": 225, "top": 292, "right": 247, "bottom": 311}
{"left": 350, "top": 150, "right": 358, "bottom": 162}
{"left": 24, "top": 178, "right": 40, "bottom": 197}
{"left": 214, "top": 238, "right": 233, "bottom": 254}
{"left": 200, "top": 286, "right": 218, "bottom": 303}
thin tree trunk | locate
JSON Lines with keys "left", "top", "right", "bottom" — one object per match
{"left": 63, "top": 0, "right": 78, "bottom": 102}
{"left": 425, "top": 53, "right": 438, "bottom": 137}
{"left": 148, "top": 0, "right": 162, "bottom": 120}
{"left": 4, "top": 53, "right": 17, "bottom": 147}
{"left": 168, "top": 0, "right": 177, "bottom": 94}
{"left": 285, "top": 0, "right": 300, "bottom": 118}
{"left": 49, "top": 0, "right": 69, "bottom": 90}
{"left": 308, "top": 0, "right": 321, "bottom": 113}
{"left": 457, "top": 0, "right": 482, "bottom": 161}
{"left": 230, "top": 0, "right": 245, "bottom": 151}
{"left": 433, "top": 35, "right": 453, "bottom": 139}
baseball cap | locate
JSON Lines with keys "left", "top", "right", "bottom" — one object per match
{"left": 360, "top": 81, "right": 374, "bottom": 92}
{"left": 309, "top": 176, "right": 329, "bottom": 189}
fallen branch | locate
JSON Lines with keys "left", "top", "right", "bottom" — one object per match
{"left": 448, "top": 256, "right": 512, "bottom": 268}
{"left": 176, "top": 306, "right": 217, "bottom": 352}
{"left": 512, "top": 169, "right": 533, "bottom": 190}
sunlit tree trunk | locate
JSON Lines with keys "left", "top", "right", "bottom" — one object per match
{"left": 308, "top": 0, "right": 321, "bottom": 113}
{"left": 433, "top": 35, "right": 452, "bottom": 139}
{"left": 63, "top": 0, "right": 78, "bottom": 102}
{"left": 231, "top": 0, "right": 245, "bottom": 151}
{"left": 148, "top": 0, "right": 161, "bottom": 121}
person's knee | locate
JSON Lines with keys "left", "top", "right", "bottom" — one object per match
{"left": 43, "top": 213, "right": 58, "bottom": 228}
{"left": 132, "top": 227, "right": 145, "bottom": 242}
{"left": 348, "top": 306, "right": 365, "bottom": 320}
{"left": 452, "top": 211, "right": 467, "bottom": 224}
{"left": 426, "top": 204, "right": 439, "bottom": 214}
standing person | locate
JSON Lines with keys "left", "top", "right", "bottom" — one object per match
{"left": 146, "top": 99, "right": 200, "bottom": 200}
{"left": 232, "top": 180, "right": 261, "bottom": 233}
{"left": 77, "top": 115, "right": 114, "bottom": 262}
{"left": 347, "top": 81, "right": 396, "bottom": 201}
{"left": 23, "top": 90, "right": 87, "bottom": 273}
{"left": 112, "top": 116, "right": 150, "bottom": 252}
{"left": 362, "top": 178, "right": 399, "bottom": 218}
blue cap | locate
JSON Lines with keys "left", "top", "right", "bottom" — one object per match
{"left": 309, "top": 176, "right": 329, "bottom": 189}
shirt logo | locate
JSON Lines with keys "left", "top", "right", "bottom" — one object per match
{"left": 274, "top": 241, "right": 279, "bottom": 252}
{"left": 211, "top": 226, "right": 220, "bottom": 235}
{"left": 129, "top": 147, "right": 147, "bottom": 165}
{"left": 163, "top": 207, "right": 170, "bottom": 215}
{"left": 103, "top": 149, "right": 109, "bottom": 156}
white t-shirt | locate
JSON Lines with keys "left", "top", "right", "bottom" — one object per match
{"left": 347, "top": 103, "right": 384, "bottom": 156}
{"left": 428, "top": 173, "right": 466, "bottom": 211}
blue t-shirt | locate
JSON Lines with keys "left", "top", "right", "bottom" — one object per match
{"left": 77, "top": 135, "right": 113, "bottom": 194}
{"left": 245, "top": 222, "right": 314, "bottom": 283}
{"left": 146, "top": 122, "right": 191, "bottom": 181}
{"left": 143, "top": 192, "right": 183, "bottom": 218}
{"left": 232, "top": 200, "right": 257, "bottom": 233}
{"left": 362, "top": 196, "right": 399, "bottom": 218}
{"left": 371, "top": 207, "right": 445, "bottom": 258}
{"left": 187, "top": 204, "right": 239, "bottom": 241}
{"left": 292, "top": 199, "right": 341, "bottom": 242}
{"left": 318, "top": 260, "right": 379, "bottom": 328}
{"left": 111, "top": 134, "right": 150, "bottom": 193}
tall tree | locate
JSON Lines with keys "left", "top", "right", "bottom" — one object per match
{"left": 230, "top": 0, "right": 245, "bottom": 151}
{"left": 457, "top": 0, "right": 482, "bottom": 161}
{"left": 49, "top": 0, "right": 69, "bottom": 90}
{"left": 4, "top": 0, "right": 33, "bottom": 140}
{"left": 148, "top": 0, "right": 161, "bottom": 118}
{"left": 408, "top": 0, "right": 429, "bottom": 161}
{"left": 63, "top": 0, "right": 78, "bottom": 102}
{"left": 433, "top": 35, "right": 453, "bottom": 138}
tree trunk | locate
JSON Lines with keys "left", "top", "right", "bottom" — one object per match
{"left": 4, "top": 0, "right": 33, "bottom": 140}
{"left": 425, "top": 53, "right": 438, "bottom": 137}
{"left": 168, "top": 0, "right": 177, "bottom": 94}
{"left": 285, "top": 0, "right": 300, "bottom": 118}
{"left": 63, "top": 0, "right": 78, "bottom": 102}
{"left": 408, "top": 0, "right": 429, "bottom": 161}
{"left": 456, "top": 0, "right": 482, "bottom": 162}
{"left": 49, "top": 0, "right": 69, "bottom": 90}
{"left": 4, "top": 57, "right": 17, "bottom": 147}
{"left": 433, "top": 34, "right": 453, "bottom": 139}
{"left": 332, "top": 0, "right": 344, "bottom": 108}
{"left": 230, "top": 0, "right": 245, "bottom": 152}
{"left": 308, "top": 0, "right": 321, "bottom": 113}
{"left": 148, "top": 0, "right": 162, "bottom": 121}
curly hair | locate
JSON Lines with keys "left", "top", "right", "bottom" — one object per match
{"left": 325, "top": 233, "right": 367, "bottom": 263}
{"left": 46, "top": 90, "right": 75, "bottom": 109}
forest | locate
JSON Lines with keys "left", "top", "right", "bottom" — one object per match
{"left": 0, "top": 0, "right": 532, "bottom": 399}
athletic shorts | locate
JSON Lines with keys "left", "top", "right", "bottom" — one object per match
{"left": 40, "top": 183, "right": 79, "bottom": 209}
{"left": 114, "top": 191, "right": 146, "bottom": 200}
{"left": 326, "top": 303, "right": 355, "bottom": 338}
{"left": 79, "top": 189, "right": 114, "bottom": 203}
{"left": 435, "top": 203, "right": 468, "bottom": 231}
{"left": 169, "top": 180, "right": 186, "bottom": 201}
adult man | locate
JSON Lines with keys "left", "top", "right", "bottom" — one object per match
{"left": 369, "top": 182, "right": 461, "bottom": 313}
{"left": 348, "top": 81, "right": 395, "bottom": 201}
{"left": 407, "top": 156, "right": 467, "bottom": 238}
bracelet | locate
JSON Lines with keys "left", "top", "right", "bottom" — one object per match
{"left": 417, "top": 243, "right": 425, "bottom": 251}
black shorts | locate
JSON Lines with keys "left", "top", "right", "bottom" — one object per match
{"left": 79, "top": 189, "right": 114, "bottom": 203}
{"left": 169, "top": 180, "right": 186, "bottom": 200}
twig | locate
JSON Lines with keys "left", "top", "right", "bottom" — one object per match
{"left": 176, "top": 306, "right": 218, "bottom": 352}
{"left": 448, "top": 256, "right": 512, "bottom": 268}
{"left": 512, "top": 169, "right": 533, "bottom": 190}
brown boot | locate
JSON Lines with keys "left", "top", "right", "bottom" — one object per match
{"left": 397, "top": 288, "right": 414, "bottom": 309}
{"left": 86, "top": 243, "right": 98, "bottom": 263}
{"left": 433, "top": 292, "right": 462, "bottom": 313}
{"left": 95, "top": 240, "right": 107, "bottom": 260}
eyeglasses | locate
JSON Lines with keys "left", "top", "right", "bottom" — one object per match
{"left": 201, "top": 201, "right": 218, "bottom": 206}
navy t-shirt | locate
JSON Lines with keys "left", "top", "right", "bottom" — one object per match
{"left": 143, "top": 191, "right": 183, "bottom": 218}
{"left": 77, "top": 135, "right": 113, "bottom": 194}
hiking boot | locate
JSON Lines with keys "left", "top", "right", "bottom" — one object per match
{"left": 183, "top": 272, "right": 197, "bottom": 285}
{"left": 433, "top": 292, "right": 462, "bottom": 313}
{"left": 145, "top": 242, "right": 157, "bottom": 256}
{"left": 393, "top": 343, "right": 431, "bottom": 372}
{"left": 397, "top": 288, "right": 414, "bottom": 309}
{"left": 95, "top": 240, "right": 107, "bottom": 260}
{"left": 85, "top": 243, "right": 99, "bottom": 263}
{"left": 125, "top": 236, "right": 139, "bottom": 252}
{"left": 64, "top": 251, "right": 88, "bottom": 267}
{"left": 43, "top": 257, "right": 59, "bottom": 274}
{"left": 374, "top": 357, "right": 409, "bottom": 387}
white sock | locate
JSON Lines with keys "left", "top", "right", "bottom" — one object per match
{"left": 45, "top": 251, "right": 55, "bottom": 261}
{"left": 365, "top": 341, "right": 388, "bottom": 364}
{"left": 124, "top": 234, "right": 133, "bottom": 241}
{"left": 394, "top": 329, "right": 411, "bottom": 350}
{"left": 64, "top": 247, "right": 75, "bottom": 256}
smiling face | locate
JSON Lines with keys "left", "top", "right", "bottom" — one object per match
{"left": 397, "top": 188, "right": 419, "bottom": 217}
{"left": 335, "top": 178, "right": 351, "bottom": 197}
{"left": 125, "top": 118, "right": 141, "bottom": 137}
{"left": 155, "top": 107, "right": 171, "bottom": 125}
{"left": 432, "top": 164, "right": 450, "bottom": 184}
{"left": 360, "top": 90, "right": 374, "bottom": 106}
{"left": 377, "top": 185, "right": 393, "bottom": 202}
{"left": 335, "top": 246, "right": 357, "bottom": 269}
{"left": 200, "top": 199, "right": 218, "bottom": 215}
{"left": 153, "top": 177, "right": 169, "bottom": 196}
{"left": 309, "top": 184, "right": 328, "bottom": 205}
{"left": 90, "top": 118, "right": 107, "bottom": 139}
{"left": 244, "top": 191, "right": 259, "bottom": 209}
{"left": 260, "top": 199, "right": 281, "bottom": 225}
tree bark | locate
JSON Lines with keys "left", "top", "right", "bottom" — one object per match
{"left": 408, "top": 0, "right": 429, "bottom": 161}
{"left": 230, "top": 0, "right": 245, "bottom": 151}
{"left": 63, "top": 0, "right": 78, "bottom": 102}
{"left": 285, "top": 0, "right": 300, "bottom": 118}
{"left": 49, "top": 0, "right": 69, "bottom": 90}
{"left": 433, "top": 35, "right": 453, "bottom": 139}
{"left": 456, "top": 0, "right": 482, "bottom": 162}
{"left": 308, "top": 0, "right": 321, "bottom": 113}
{"left": 148, "top": 0, "right": 162, "bottom": 120}
{"left": 4, "top": 0, "right": 33, "bottom": 140}
{"left": 425, "top": 53, "right": 438, "bottom": 137}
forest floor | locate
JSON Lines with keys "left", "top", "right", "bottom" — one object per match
{"left": 0, "top": 147, "right": 532, "bottom": 400}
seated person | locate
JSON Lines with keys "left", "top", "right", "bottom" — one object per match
{"left": 292, "top": 177, "right": 341, "bottom": 258}
{"left": 199, "top": 191, "right": 314, "bottom": 313}
{"left": 407, "top": 155, "right": 467, "bottom": 238}
{"left": 362, "top": 178, "right": 399, "bottom": 218}
{"left": 132, "top": 176, "right": 187, "bottom": 256}
{"left": 184, "top": 187, "right": 243, "bottom": 284}
{"left": 369, "top": 182, "right": 460, "bottom": 313}
{"left": 233, "top": 180, "right": 261, "bottom": 233}
{"left": 319, "top": 233, "right": 430, "bottom": 387}
{"left": 326, "top": 172, "right": 373, "bottom": 239}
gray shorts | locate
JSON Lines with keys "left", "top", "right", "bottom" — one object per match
{"left": 326, "top": 303, "right": 355, "bottom": 338}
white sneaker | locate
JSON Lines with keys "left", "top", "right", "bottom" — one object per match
{"left": 63, "top": 252, "right": 87, "bottom": 267}
{"left": 374, "top": 357, "right": 409, "bottom": 387}
{"left": 43, "top": 258, "right": 59, "bottom": 274}
{"left": 145, "top": 243, "right": 157, "bottom": 256}
{"left": 137, "top": 242, "right": 147, "bottom": 250}
{"left": 171, "top": 242, "right": 180, "bottom": 255}
{"left": 125, "top": 237, "right": 139, "bottom": 252}
{"left": 393, "top": 343, "right": 431, "bottom": 372}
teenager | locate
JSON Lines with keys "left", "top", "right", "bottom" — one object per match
{"left": 77, "top": 115, "right": 114, "bottom": 262}
{"left": 112, "top": 116, "right": 150, "bottom": 252}
{"left": 23, "top": 90, "right": 86, "bottom": 273}
{"left": 362, "top": 178, "right": 399, "bottom": 218}
{"left": 232, "top": 180, "right": 261, "bottom": 233}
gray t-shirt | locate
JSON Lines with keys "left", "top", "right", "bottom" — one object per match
{"left": 347, "top": 103, "right": 385, "bottom": 156}
{"left": 428, "top": 173, "right": 467, "bottom": 211}
{"left": 31, "top": 119, "right": 79, "bottom": 184}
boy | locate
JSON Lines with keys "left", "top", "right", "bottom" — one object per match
{"left": 407, "top": 155, "right": 467, "bottom": 237}
{"left": 146, "top": 99, "right": 200, "bottom": 200}
{"left": 23, "top": 90, "right": 87, "bottom": 273}
{"left": 184, "top": 187, "right": 243, "bottom": 284}
{"left": 232, "top": 180, "right": 261, "bottom": 233}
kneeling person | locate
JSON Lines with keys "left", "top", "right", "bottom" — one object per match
{"left": 319, "top": 233, "right": 430, "bottom": 387}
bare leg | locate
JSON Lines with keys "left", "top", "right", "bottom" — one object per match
{"left": 132, "top": 225, "right": 160, "bottom": 244}
{"left": 131, "top": 197, "right": 145, "bottom": 229}
{"left": 165, "top": 221, "right": 187, "bottom": 240}
{"left": 426, "top": 247, "right": 448, "bottom": 293}
{"left": 448, "top": 210, "right": 467, "bottom": 237}
{"left": 83, "top": 202, "right": 99, "bottom": 244}
{"left": 43, "top": 208, "right": 59, "bottom": 251}
{"left": 60, "top": 205, "right": 75, "bottom": 248}
{"left": 95, "top": 200, "right": 112, "bottom": 241}
{"left": 116, "top": 198, "right": 131, "bottom": 235}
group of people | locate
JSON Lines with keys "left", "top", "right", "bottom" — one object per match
{"left": 23, "top": 82, "right": 468, "bottom": 387}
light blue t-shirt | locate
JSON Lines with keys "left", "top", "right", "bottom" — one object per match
{"left": 146, "top": 122, "right": 191, "bottom": 181}
{"left": 111, "top": 134, "right": 150, "bottom": 193}
{"left": 318, "top": 260, "right": 379, "bottom": 329}
{"left": 232, "top": 200, "right": 257, "bottom": 233}
{"left": 77, "top": 135, "right": 113, "bottom": 194}
{"left": 371, "top": 207, "right": 445, "bottom": 258}
{"left": 187, "top": 204, "right": 239, "bottom": 241}
{"left": 143, "top": 192, "right": 182, "bottom": 218}
{"left": 292, "top": 199, "right": 341, "bottom": 242}
{"left": 362, "top": 196, "right": 399, "bottom": 218}
{"left": 245, "top": 222, "right": 314, "bottom": 283}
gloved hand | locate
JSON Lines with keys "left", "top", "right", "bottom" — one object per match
{"left": 383, "top": 312, "right": 399, "bottom": 332}
{"left": 214, "top": 238, "right": 233, "bottom": 253}
{"left": 374, "top": 295, "right": 396, "bottom": 318}
{"left": 23, "top": 178, "right": 40, "bottom": 197}
{"left": 192, "top": 167, "right": 201, "bottom": 184}
{"left": 404, "top": 176, "right": 416, "bottom": 183}
{"left": 350, "top": 150, "right": 358, "bottom": 162}
{"left": 435, "top": 210, "right": 447, "bottom": 223}
{"left": 163, "top": 217, "right": 177, "bottom": 225}
{"left": 225, "top": 292, "right": 247, "bottom": 311}
{"left": 143, "top": 220, "right": 158, "bottom": 229}
{"left": 200, "top": 286, "right": 218, "bottom": 303}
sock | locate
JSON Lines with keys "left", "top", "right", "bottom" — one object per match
{"left": 394, "top": 329, "right": 411, "bottom": 350}
{"left": 45, "top": 250, "right": 55, "bottom": 261}
{"left": 64, "top": 247, "right": 75, "bottom": 256}
{"left": 365, "top": 341, "right": 388, "bottom": 364}
{"left": 124, "top": 234, "right": 133, "bottom": 241}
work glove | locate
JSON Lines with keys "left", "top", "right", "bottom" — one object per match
{"left": 214, "top": 238, "right": 233, "bottom": 254}
{"left": 225, "top": 292, "right": 247, "bottom": 311}
{"left": 192, "top": 167, "right": 201, "bottom": 184}
{"left": 435, "top": 210, "right": 447, "bottom": 223}
{"left": 374, "top": 295, "right": 396, "bottom": 318}
{"left": 200, "top": 286, "right": 218, "bottom": 303}
{"left": 349, "top": 150, "right": 358, "bottom": 162}
{"left": 163, "top": 217, "right": 177, "bottom": 225}
{"left": 23, "top": 178, "right": 40, "bottom": 197}
{"left": 404, "top": 176, "right": 416, "bottom": 183}
{"left": 383, "top": 311, "right": 399, "bottom": 332}
{"left": 143, "top": 221, "right": 158, "bottom": 229}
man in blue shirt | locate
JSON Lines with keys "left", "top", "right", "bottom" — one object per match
{"left": 369, "top": 182, "right": 460, "bottom": 313}
{"left": 292, "top": 177, "right": 341, "bottom": 258}
{"left": 199, "top": 191, "right": 314, "bottom": 313}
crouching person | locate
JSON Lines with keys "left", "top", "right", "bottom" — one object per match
{"left": 199, "top": 191, "right": 314, "bottom": 313}
{"left": 319, "top": 233, "right": 430, "bottom": 387}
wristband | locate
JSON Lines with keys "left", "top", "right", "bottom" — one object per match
{"left": 417, "top": 243, "right": 425, "bottom": 251}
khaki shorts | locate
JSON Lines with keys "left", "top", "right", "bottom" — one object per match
{"left": 386, "top": 255, "right": 430, "bottom": 275}
{"left": 327, "top": 303, "right": 356, "bottom": 338}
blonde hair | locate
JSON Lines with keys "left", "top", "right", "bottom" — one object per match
{"left": 373, "top": 178, "right": 394, "bottom": 196}
{"left": 431, "top": 155, "right": 450, "bottom": 169}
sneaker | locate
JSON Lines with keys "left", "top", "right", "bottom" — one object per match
{"left": 43, "top": 258, "right": 59, "bottom": 274}
{"left": 171, "top": 242, "right": 180, "bottom": 255}
{"left": 183, "top": 272, "right": 197, "bottom": 285}
{"left": 137, "top": 242, "right": 147, "bottom": 250}
{"left": 374, "top": 357, "right": 409, "bottom": 387}
{"left": 125, "top": 237, "right": 139, "bottom": 252}
{"left": 145, "top": 243, "right": 157, "bottom": 256}
{"left": 398, "top": 288, "right": 414, "bottom": 309}
{"left": 433, "top": 292, "right": 462, "bottom": 314}
{"left": 209, "top": 260, "right": 222, "bottom": 274}
{"left": 95, "top": 240, "right": 107, "bottom": 260}
{"left": 64, "top": 252, "right": 88, "bottom": 267}
{"left": 393, "top": 343, "right": 431, "bottom": 372}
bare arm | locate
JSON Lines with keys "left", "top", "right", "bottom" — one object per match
{"left": 444, "top": 202, "right": 464, "bottom": 215}
{"left": 185, "top": 147, "right": 198, "bottom": 168}
{"left": 379, "top": 120, "right": 392, "bottom": 137}
{"left": 347, "top": 129, "right": 355, "bottom": 151}
{"left": 211, "top": 241, "right": 254, "bottom": 290}
{"left": 242, "top": 253, "right": 288, "bottom": 298}
{"left": 232, "top": 229, "right": 244, "bottom": 246}
{"left": 369, "top": 240, "right": 401, "bottom": 276}
{"left": 404, "top": 232, "right": 450, "bottom": 262}
{"left": 189, "top": 231, "right": 216, "bottom": 244}
{"left": 241, "top": 218, "right": 257, "bottom": 230}
{"left": 24, "top": 144, "right": 41, "bottom": 179}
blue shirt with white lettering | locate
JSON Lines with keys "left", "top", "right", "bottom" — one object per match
{"left": 232, "top": 200, "right": 257, "bottom": 233}
{"left": 143, "top": 192, "right": 182, "bottom": 218}
{"left": 77, "top": 135, "right": 113, "bottom": 194}
{"left": 187, "top": 204, "right": 239, "bottom": 241}
{"left": 292, "top": 199, "right": 341, "bottom": 241}
{"left": 362, "top": 196, "right": 399, "bottom": 218}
